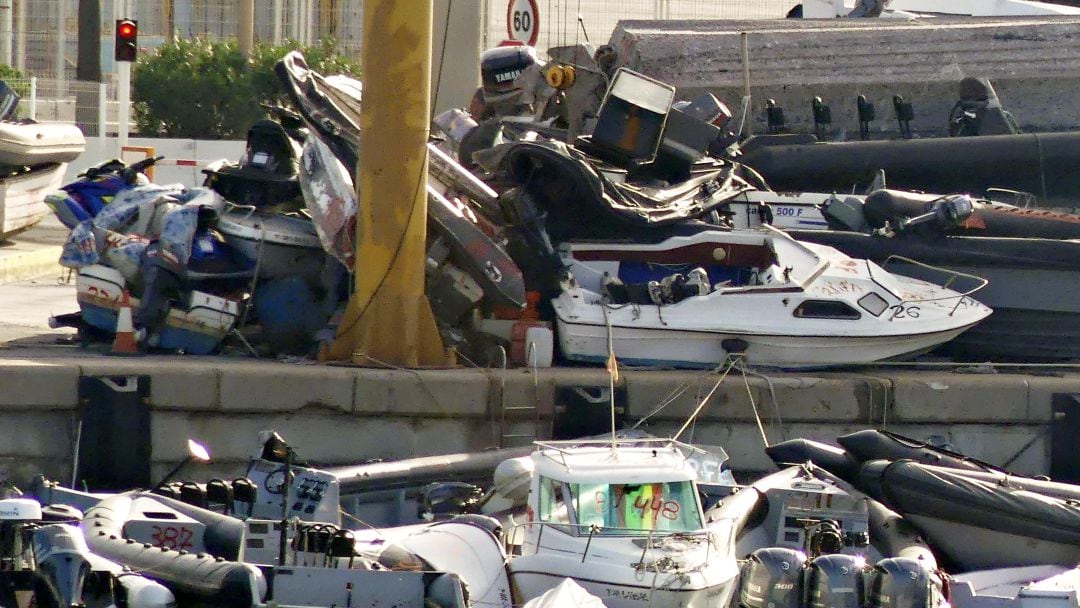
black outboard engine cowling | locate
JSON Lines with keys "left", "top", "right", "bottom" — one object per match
{"left": 806, "top": 554, "right": 869, "bottom": 608}
{"left": 203, "top": 119, "right": 304, "bottom": 209}
{"left": 868, "top": 557, "right": 947, "bottom": 608}
{"left": 738, "top": 547, "right": 806, "bottom": 608}
{"left": 480, "top": 46, "right": 538, "bottom": 105}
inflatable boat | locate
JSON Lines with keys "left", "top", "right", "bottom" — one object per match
{"left": 767, "top": 430, "right": 1080, "bottom": 572}
{"left": 0, "top": 121, "right": 85, "bottom": 239}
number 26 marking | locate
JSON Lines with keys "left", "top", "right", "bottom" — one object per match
{"left": 889, "top": 305, "right": 920, "bottom": 320}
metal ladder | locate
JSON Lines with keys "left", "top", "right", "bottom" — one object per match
{"left": 497, "top": 343, "right": 544, "bottom": 448}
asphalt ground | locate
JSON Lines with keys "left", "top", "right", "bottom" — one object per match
{"left": 0, "top": 215, "right": 80, "bottom": 346}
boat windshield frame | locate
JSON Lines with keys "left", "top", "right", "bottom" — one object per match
{"left": 533, "top": 437, "right": 725, "bottom": 467}
{"left": 566, "top": 479, "right": 706, "bottom": 535}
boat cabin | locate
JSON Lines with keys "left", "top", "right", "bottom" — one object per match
{"left": 505, "top": 440, "right": 739, "bottom": 607}
{"left": 519, "top": 440, "right": 710, "bottom": 550}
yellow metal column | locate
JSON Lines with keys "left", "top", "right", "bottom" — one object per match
{"left": 321, "top": 0, "right": 449, "bottom": 367}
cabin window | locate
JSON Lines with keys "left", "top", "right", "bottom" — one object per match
{"left": 567, "top": 481, "right": 704, "bottom": 534}
{"left": 793, "top": 300, "right": 861, "bottom": 320}
{"left": 537, "top": 476, "right": 571, "bottom": 529}
{"left": 857, "top": 292, "right": 889, "bottom": 317}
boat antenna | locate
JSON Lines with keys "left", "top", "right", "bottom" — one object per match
{"left": 673, "top": 359, "right": 737, "bottom": 441}
{"left": 278, "top": 447, "right": 293, "bottom": 567}
{"left": 603, "top": 306, "right": 619, "bottom": 454}
{"left": 577, "top": 13, "right": 590, "bottom": 44}
{"left": 151, "top": 439, "right": 211, "bottom": 493}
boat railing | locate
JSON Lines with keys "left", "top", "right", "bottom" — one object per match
{"left": 508, "top": 520, "right": 713, "bottom": 569}
{"left": 223, "top": 201, "right": 259, "bottom": 219}
{"left": 533, "top": 437, "right": 717, "bottom": 467}
{"left": 874, "top": 255, "right": 989, "bottom": 316}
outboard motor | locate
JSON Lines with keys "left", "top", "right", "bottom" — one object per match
{"left": 207, "top": 479, "right": 234, "bottom": 515}
{"left": 738, "top": 547, "right": 806, "bottom": 608}
{"left": 31, "top": 524, "right": 93, "bottom": 608}
{"left": 948, "top": 77, "right": 1019, "bottom": 137}
{"left": 867, "top": 557, "right": 948, "bottom": 608}
{"left": 179, "top": 481, "right": 209, "bottom": 509}
{"left": 895, "top": 194, "right": 974, "bottom": 234}
{"left": 479, "top": 45, "right": 539, "bottom": 113}
{"left": 418, "top": 482, "right": 483, "bottom": 521}
{"left": 805, "top": 554, "right": 869, "bottom": 608}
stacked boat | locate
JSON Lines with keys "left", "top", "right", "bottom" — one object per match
{"left": 438, "top": 66, "right": 996, "bottom": 369}
{"left": 715, "top": 186, "right": 1080, "bottom": 360}
{"left": 0, "top": 105, "right": 85, "bottom": 239}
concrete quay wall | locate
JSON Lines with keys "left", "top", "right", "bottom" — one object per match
{"left": 0, "top": 355, "right": 1075, "bottom": 488}
{"left": 611, "top": 16, "right": 1080, "bottom": 138}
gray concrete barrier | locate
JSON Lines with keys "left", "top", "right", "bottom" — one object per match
{"left": 0, "top": 355, "right": 1073, "bottom": 487}
{"left": 611, "top": 15, "right": 1080, "bottom": 137}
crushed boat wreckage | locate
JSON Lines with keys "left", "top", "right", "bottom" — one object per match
{"left": 40, "top": 52, "right": 998, "bottom": 368}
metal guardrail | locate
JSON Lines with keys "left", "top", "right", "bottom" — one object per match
{"left": 873, "top": 254, "right": 989, "bottom": 317}
{"left": 533, "top": 437, "right": 715, "bottom": 467}
{"left": 507, "top": 519, "right": 713, "bottom": 570}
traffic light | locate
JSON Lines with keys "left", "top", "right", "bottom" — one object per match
{"left": 114, "top": 19, "right": 138, "bottom": 62}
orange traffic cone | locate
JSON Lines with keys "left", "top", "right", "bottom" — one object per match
{"left": 111, "top": 290, "right": 139, "bottom": 355}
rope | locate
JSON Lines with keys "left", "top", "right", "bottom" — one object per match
{"left": 673, "top": 357, "right": 739, "bottom": 441}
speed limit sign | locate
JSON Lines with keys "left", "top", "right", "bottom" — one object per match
{"left": 507, "top": 0, "right": 539, "bottom": 47}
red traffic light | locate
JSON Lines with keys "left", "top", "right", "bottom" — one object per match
{"left": 117, "top": 21, "right": 136, "bottom": 40}
{"left": 114, "top": 19, "right": 138, "bottom": 62}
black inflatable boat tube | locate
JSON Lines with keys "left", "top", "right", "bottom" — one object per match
{"left": 80, "top": 495, "right": 265, "bottom": 608}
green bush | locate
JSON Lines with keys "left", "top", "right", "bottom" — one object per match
{"left": 0, "top": 64, "right": 29, "bottom": 98}
{"left": 132, "top": 37, "right": 360, "bottom": 139}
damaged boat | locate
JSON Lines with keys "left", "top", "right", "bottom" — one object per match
{"left": 551, "top": 225, "right": 990, "bottom": 368}
{"left": 486, "top": 69, "right": 990, "bottom": 368}
{"left": 718, "top": 186, "right": 1080, "bottom": 360}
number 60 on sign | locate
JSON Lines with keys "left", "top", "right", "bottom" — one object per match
{"left": 506, "top": 0, "right": 539, "bottom": 47}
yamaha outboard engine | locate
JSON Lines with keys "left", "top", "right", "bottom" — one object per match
{"left": 867, "top": 557, "right": 947, "bottom": 608}
{"left": 738, "top": 547, "right": 806, "bottom": 608}
{"left": 806, "top": 554, "right": 869, "bottom": 608}
{"left": 479, "top": 46, "right": 539, "bottom": 115}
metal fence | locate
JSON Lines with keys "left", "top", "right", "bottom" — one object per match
{"left": 13, "top": 0, "right": 791, "bottom": 81}
{"left": 9, "top": 77, "right": 115, "bottom": 136}
{"left": 482, "top": 0, "right": 793, "bottom": 51}
{"left": 10, "top": 0, "right": 791, "bottom": 133}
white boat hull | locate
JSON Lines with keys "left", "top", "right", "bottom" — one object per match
{"left": 553, "top": 228, "right": 991, "bottom": 368}
{"left": 0, "top": 121, "right": 85, "bottom": 166}
{"left": 0, "top": 162, "right": 66, "bottom": 239}
{"left": 508, "top": 562, "right": 736, "bottom": 608}
{"left": 217, "top": 207, "right": 326, "bottom": 280}
{"left": 556, "top": 314, "right": 978, "bottom": 368}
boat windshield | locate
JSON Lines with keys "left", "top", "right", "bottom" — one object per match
{"left": 568, "top": 481, "right": 704, "bottom": 535}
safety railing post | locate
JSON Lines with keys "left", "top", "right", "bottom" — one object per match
{"left": 27, "top": 76, "right": 35, "bottom": 121}
{"left": 98, "top": 82, "right": 107, "bottom": 144}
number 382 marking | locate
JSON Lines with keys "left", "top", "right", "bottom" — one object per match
{"left": 151, "top": 525, "right": 194, "bottom": 550}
